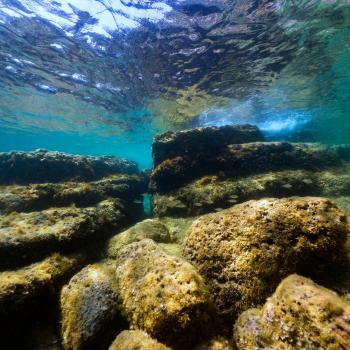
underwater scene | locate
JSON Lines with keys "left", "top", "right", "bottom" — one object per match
{"left": 1, "top": 0, "right": 350, "bottom": 349}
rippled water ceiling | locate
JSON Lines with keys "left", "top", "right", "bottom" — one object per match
{"left": 0, "top": 0, "right": 350, "bottom": 167}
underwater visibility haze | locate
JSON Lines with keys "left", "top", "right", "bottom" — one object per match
{"left": 1, "top": 0, "right": 350, "bottom": 167}
{"left": 2, "top": 1, "right": 350, "bottom": 350}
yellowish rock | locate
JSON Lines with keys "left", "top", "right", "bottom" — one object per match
{"left": 234, "top": 274, "right": 350, "bottom": 350}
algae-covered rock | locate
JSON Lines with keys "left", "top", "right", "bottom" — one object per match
{"left": 183, "top": 197, "right": 348, "bottom": 320}
{"left": 153, "top": 169, "right": 350, "bottom": 217}
{"left": 234, "top": 274, "right": 350, "bottom": 350}
{"left": 194, "top": 336, "right": 233, "bottom": 350}
{"left": 0, "top": 150, "right": 138, "bottom": 185}
{"left": 0, "top": 253, "right": 82, "bottom": 317}
{"left": 109, "top": 330, "right": 171, "bottom": 350}
{"left": 0, "top": 199, "right": 124, "bottom": 266}
{"left": 107, "top": 219, "right": 171, "bottom": 259}
{"left": 151, "top": 142, "right": 344, "bottom": 193}
{"left": 60, "top": 262, "right": 124, "bottom": 350}
{"left": 152, "top": 125, "right": 264, "bottom": 166}
{"left": 0, "top": 174, "right": 147, "bottom": 214}
{"left": 115, "top": 239, "right": 213, "bottom": 349}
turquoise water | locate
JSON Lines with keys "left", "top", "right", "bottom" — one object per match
{"left": 1, "top": 1, "right": 350, "bottom": 166}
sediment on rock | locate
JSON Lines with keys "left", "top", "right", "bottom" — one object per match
{"left": 152, "top": 124, "right": 264, "bottom": 166}
{"left": 0, "top": 199, "right": 125, "bottom": 267}
{"left": 0, "top": 150, "right": 139, "bottom": 185}
{"left": 109, "top": 330, "right": 171, "bottom": 350}
{"left": 150, "top": 142, "right": 344, "bottom": 193}
{"left": 115, "top": 239, "right": 215, "bottom": 349}
{"left": 0, "top": 174, "right": 147, "bottom": 215}
{"left": 183, "top": 197, "right": 348, "bottom": 321}
{"left": 152, "top": 168, "right": 350, "bottom": 217}
{"left": 60, "top": 262, "right": 126, "bottom": 350}
{"left": 234, "top": 274, "right": 350, "bottom": 350}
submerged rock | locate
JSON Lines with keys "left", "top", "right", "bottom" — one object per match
{"left": 0, "top": 150, "right": 138, "bottom": 185}
{"left": 183, "top": 197, "right": 348, "bottom": 320}
{"left": 0, "top": 174, "right": 147, "bottom": 215}
{"left": 115, "top": 239, "right": 213, "bottom": 349}
{"left": 234, "top": 274, "right": 350, "bottom": 350}
{"left": 0, "top": 199, "right": 124, "bottom": 266}
{"left": 107, "top": 219, "right": 171, "bottom": 259}
{"left": 151, "top": 142, "right": 344, "bottom": 193}
{"left": 0, "top": 253, "right": 82, "bottom": 318}
{"left": 153, "top": 169, "right": 350, "bottom": 217}
{"left": 152, "top": 125, "right": 264, "bottom": 166}
{"left": 109, "top": 330, "right": 171, "bottom": 350}
{"left": 194, "top": 336, "right": 233, "bottom": 350}
{"left": 60, "top": 262, "right": 124, "bottom": 350}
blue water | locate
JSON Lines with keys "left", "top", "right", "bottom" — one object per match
{"left": 1, "top": 1, "right": 350, "bottom": 166}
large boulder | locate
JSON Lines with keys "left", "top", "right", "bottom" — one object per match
{"left": 152, "top": 125, "right": 264, "bottom": 166}
{"left": 107, "top": 219, "right": 172, "bottom": 259}
{"left": 0, "top": 199, "right": 124, "bottom": 266}
{"left": 115, "top": 239, "right": 214, "bottom": 349}
{"left": 109, "top": 330, "right": 171, "bottom": 350}
{"left": 234, "top": 274, "right": 350, "bottom": 350}
{"left": 0, "top": 150, "right": 139, "bottom": 185}
{"left": 152, "top": 169, "right": 350, "bottom": 217}
{"left": 151, "top": 142, "right": 344, "bottom": 193}
{"left": 183, "top": 197, "right": 348, "bottom": 320}
{"left": 60, "top": 262, "right": 125, "bottom": 350}
{"left": 0, "top": 174, "right": 147, "bottom": 215}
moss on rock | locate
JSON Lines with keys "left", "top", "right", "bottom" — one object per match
{"left": 60, "top": 262, "right": 125, "bottom": 350}
{"left": 115, "top": 239, "right": 214, "bottom": 349}
{"left": 108, "top": 330, "right": 171, "bottom": 350}
{"left": 234, "top": 274, "right": 350, "bottom": 350}
{"left": 183, "top": 197, "right": 348, "bottom": 320}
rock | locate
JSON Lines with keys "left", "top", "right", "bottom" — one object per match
{"left": 152, "top": 125, "right": 264, "bottom": 166}
{"left": 234, "top": 274, "right": 350, "bottom": 350}
{"left": 0, "top": 150, "right": 138, "bottom": 185}
{"left": 151, "top": 142, "right": 344, "bottom": 193}
{"left": 152, "top": 169, "right": 350, "bottom": 217}
{"left": 115, "top": 239, "right": 213, "bottom": 349}
{"left": 109, "top": 330, "right": 171, "bottom": 350}
{"left": 194, "top": 336, "right": 233, "bottom": 350}
{"left": 183, "top": 197, "right": 348, "bottom": 320}
{"left": 0, "top": 174, "right": 147, "bottom": 214}
{"left": 60, "top": 262, "right": 125, "bottom": 350}
{"left": 0, "top": 253, "right": 83, "bottom": 318}
{"left": 0, "top": 199, "right": 124, "bottom": 266}
{"left": 107, "top": 219, "right": 172, "bottom": 259}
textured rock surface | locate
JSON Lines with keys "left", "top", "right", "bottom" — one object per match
{"left": 0, "top": 199, "right": 124, "bottom": 266}
{"left": 153, "top": 169, "right": 350, "bottom": 217}
{"left": 151, "top": 142, "right": 344, "bottom": 193}
{"left": 115, "top": 239, "right": 213, "bottom": 349}
{"left": 60, "top": 263, "right": 124, "bottom": 350}
{"left": 107, "top": 219, "right": 171, "bottom": 259}
{"left": 0, "top": 174, "right": 147, "bottom": 215}
{"left": 152, "top": 125, "right": 264, "bottom": 166}
{"left": 0, "top": 253, "right": 82, "bottom": 317}
{"left": 0, "top": 150, "right": 138, "bottom": 185}
{"left": 194, "top": 336, "right": 233, "bottom": 350}
{"left": 183, "top": 197, "right": 348, "bottom": 319}
{"left": 109, "top": 330, "right": 171, "bottom": 350}
{"left": 234, "top": 274, "right": 350, "bottom": 350}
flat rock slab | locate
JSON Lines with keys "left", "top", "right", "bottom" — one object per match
{"left": 234, "top": 274, "right": 350, "bottom": 349}
{"left": 0, "top": 174, "right": 147, "bottom": 214}
{"left": 151, "top": 142, "right": 344, "bottom": 193}
{"left": 152, "top": 169, "right": 350, "bottom": 217}
{"left": 152, "top": 125, "right": 264, "bottom": 166}
{"left": 0, "top": 199, "right": 124, "bottom": 266}
{"left": 0, "top": 150, "right": 139, "bottom": 185}
{"left": 183, "top": 197, "right": 348, "bottom": 320}
{"left": 115, "top": 239, "right": 213, "bottom": 349}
